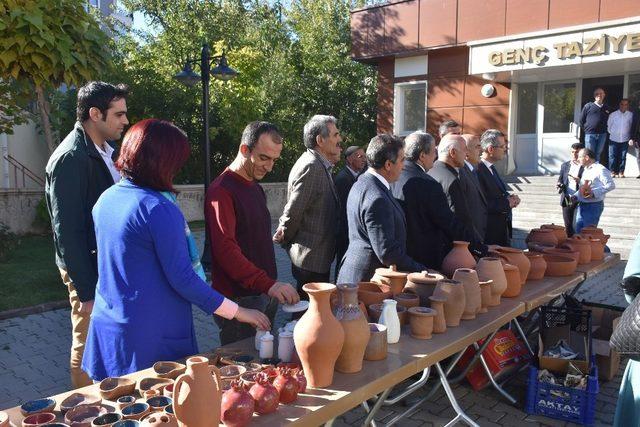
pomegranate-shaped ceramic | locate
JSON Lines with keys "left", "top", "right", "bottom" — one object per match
{"left": 432, "top": 279, "right": 465, "bottom": 327}
{"left": 249, "top": 373, "right": 279, "bottom": 415}
{"left": 524, "top": 252, "right": 546, "bottom": 280}
{"left": 526, "top": 228, "right": 558, "bottom": 246}
{"left": 478, "top": 280, "right": 493, "bottom": 313}
{"left": 372, "top": 265, "right": 409, "bottom": 295}
{"left": 441, "top": 241, "right": 477, "bottom": 278}
{"left": 295, "top": 369, "right": 307, "bottom": 393}
{"left": 293, "top": 283, "right": 345, "bottom": 388}
{"left": 452, "top": 268, "right": 481, "bottom": 320}
{"left": 173, "top": 356, "right": 221, "bottom": 427}
{"left": 334, "top": 283, "right": 370, "bottom": 374}
{"left": 563, "top": 235, "right": 592, "bottom": 264}
{"left": 502, "top": 263, "right": 521, "bottom": 298}
{"left": 220, "top": 380, "right": 255, "bottom": 427}
{"left": 428, "top": 296, "right": 447, "bottom": 333}
{"left": 273, "top": 368, "right": 298, "bottom": 404}
{"left": 491, "top": 247, "right": 530, "bottom": 285}
{"left": 541, "top": 223, "right": 568, "bottom": 245}
{"left": 475, "top": 257, "right": 508, "bottom": 306}
{"left": 404, "top": 271, "right": 446, "bottom": 306}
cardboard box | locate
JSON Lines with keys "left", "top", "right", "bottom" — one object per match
{"left": 588, "top": 305, "right": 622, "bottom": 381}
{"left": 538, "top": 324, "right": 590, "bottom": 375}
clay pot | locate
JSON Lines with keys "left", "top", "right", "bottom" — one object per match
{"left": 249, "top": 372, "right": 279, "bottom": 415}
{"left": 408, "top": 307, "right": 436, "bottom": 339}
{"left": 580, "top": 226, "right": 610, "bottom": 245}
{"left": 273, "top": 368, "right": 299, "bottom": 404}
{"left": 543, "top": 247, "right": 580, "bottom": 263}
{"left": 364, "top": 323, "right": 388, "bottom": 361}
{"left": 542, "top": 254, "right": 578, "bottom": 276}
{"left": 173, "top": 356, "right": 222, "bottom": 427}
{"left": 334, "top": 283, "right": 370, "bottom": 374}
{"left": 441, "top": 241, "right": 477, "bottom": 278}
{"left": 99, "top": 377, "right": 136, "bottom": 401}
{"left": 478, "top": 281, "right": 493, "bottom": 313}
{"left": 428, "top": 297, "right": 447, "bottom": 333}
{"left": 22, "top": 413, "right": 56, "bottom": 427}
{"left": 137, "top": 378, "right": 174, "bottom": 396}
{"left": 293, "top": 283, "right": 345, "bottom": 388}
{"left": 368, "top": 302, "right": 408, "bottom": 326}
{"left": 372, "top": 265, "right": 409, "bottom": 295}
{"left": 393, "top": 292, "right": 420, "bottom": 309}
{"left": 153, "top": 361, "right": 186, "bottom": 380}
{"left": 404, "top": 271, "right": 446, "bottom": 306}
{"left": 92, "top": 413, "right": 123, "bottom": 426}
{"left": 527, "top": 241, "right": 556, "bottom": 253}
{"left": 563, "top": 235, "right": 592, "bottom": 265}
{"left": 357, "top": 282, "right": 393, "bottom": 307}
{"left": 524, "top": 252, "right": 547, "bottom": 280}
{"left": 65, "top": 404, "right": 109, "bottom": 425}
{"left": 220, "top": 380, "right": 255, "bottom": 427}
{"left": 140, "top": 413, "right": 177, "bottom": 427}
{"left": 475, "top": 257, "right": 508, "bottom": 306}
{"left": 61, "top": 393, "right": 102, "bottom": 415}
{"left": 452, "top": 268, "right": 481, "bottom": 320}
{"left": 432, "top": 279, "right": 465, "bottom": 327}
{"left": 580, "top": 234, "right": 605, "bottom": 261}
{"left": 526, "top": 228, "right": 559, "bottom": 246}
{"left": 122, "top": 403, "right": 150, "bottom": 421}
{"left": 490, "top": 247, "right": 530, "bottom": 285}
{"left": 541, "top": 223, "right": 568, "bottom": 245}
{"left": 502, "top": 263, "right": 521, "bottom": 298}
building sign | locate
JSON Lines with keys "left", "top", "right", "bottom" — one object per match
{"left": 469, "top": 21, "right": 640, "bottom": 75}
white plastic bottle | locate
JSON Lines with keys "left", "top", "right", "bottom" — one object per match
{"left": 277, "top": 330, "right": 295, "bottom": 363}
{"left": 259, "top": 331, "right": 274, "bottom": 359}
{"left": 255, "top": 329, "right": 268, "bottom": 351}
{"left": 378, "top": 299, "right": 401, "bottom": 344}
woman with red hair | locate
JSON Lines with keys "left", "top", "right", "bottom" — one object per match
{"left": 82, "top": 119, "right": 270, "bottom": 380}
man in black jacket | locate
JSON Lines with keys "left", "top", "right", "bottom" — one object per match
{"left": 557, "top": 142, "right": 584, "bottom": 236}
{"left": 580, "top": 87, "right": 611, "bottom": 162}
{"left": 392, "top": 132, "right": 486, "bottom": 269}
{"left": 45, "top": 81, "right": 129, "bottom": 388}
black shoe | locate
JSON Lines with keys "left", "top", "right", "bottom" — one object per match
{"left": 637, "top": 175, "right": 640, "bottom": 179}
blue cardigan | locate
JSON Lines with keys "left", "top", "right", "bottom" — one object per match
{"left": 82, "top": 180, "right": 225, "bottom": 380}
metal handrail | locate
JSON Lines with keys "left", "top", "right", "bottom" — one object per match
{"left": 3, "top": 154, "right": 44, "bottom": 188}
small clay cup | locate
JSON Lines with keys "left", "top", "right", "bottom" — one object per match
{"left": 408, "top": 307, "right": 436, "bottom": 339}
{"left": 116, "top": 396, "right": 137, "bottom": 412}
{"left": 121, "top": 403, "right": 150, "bottom": 421}
{"left": 22, "top": 412, "right": 56, "bottom": 427}
{"left": 92, "top": 413, "right": 123, "bottom": 427}
{"left": 364, "top": 323, "right": 388, "bottom": 361}
{"left": 368, "top": 303, "right": 408, "bottom": 326}
{"left": 20, "top": 398, "right": 56, "bottom": 416}
{"left": 99, "top": 377, "right": 136, "bottom": 401}
{"left": 393, "top": 292, "right": 420, "bottom": 310}
{"left": 152, "top": 361, "right": 186, "bottom": 380}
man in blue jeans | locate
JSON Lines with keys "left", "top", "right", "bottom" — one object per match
{"left": 571, "top": 148, "right": 615, "bottom": 233}
{"left": 580, "top": 87, "right": 611, "bottom": 162}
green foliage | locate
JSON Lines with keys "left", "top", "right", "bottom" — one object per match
{"left": 33, "top": 197, "right": 52, "bottom": 231}
{"left": 0, "top": 223, "right": 20, "bottom": 262}
{"left": 0, "top": 79, "right": 32, "bottom": 134}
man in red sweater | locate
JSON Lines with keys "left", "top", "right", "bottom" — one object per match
{"left": 205, "top": 121, "right": 299, "bottom": 345}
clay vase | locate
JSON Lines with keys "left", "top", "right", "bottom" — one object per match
{"left": 173, "top": 356, "right": 222, "bottom": 427}
{"left": 541, "top": 223, "right": 568, "bottom": 245}
{"left": 526, "top": 228, "right": 559, "bottom": 247}
{"left": 524, "top": 252, "right": 547, "bottom": 280}
{"left": 452, "top": 268, "right": 481, "bottom": 320}
{"left": 293, "top": 282, "right": 345, "bottom": 388}
{"left": 478, "top": 280, "right": 493, "bottom": 313}
{"left": 432, "top": 279, "right": 465, "bottom": 327}
{"left": 378, "top": 299, "right": 402, "bottom": 344}
{"left": 364, "top": 323, "right": 388, "bottom": 361}
{"left": 475, "top": 257, "right": 508, "bottom": 306}
{"left": 490, "top": 247, "right": 530, "bottom": 285}
{"left": 580, "top": 235, "right": 605, "bottom": 261}
{"left": 372, "top": 265, "right": 409, "bottom": 295}
{"left": 543, "top": 247, "right": 580, "bottom": 263}
{"left": 404, "top": 271, "right": 446, "bottom": 306}
{"left": 428, "top": 296, "right": 447, "bottom": 334}
{"left": 334, "top": 283, "right": 371, "bottom": 374}
{"left": 502, "top": 263, "right": 521, "bottom": 298}
{"left": 563, "top": 235, "right": 592, "bottom": 265}
{"left": 441, "top": 241, "right": 477, "bottom": 278}
{"left": 357, "top": 282, "right": 392, "bottom": 307}
{"left": 393, "top": 292, "right": 420, "bottom": 310}
{"left": 408, "top": 307, "right": 436, "bottom": 339}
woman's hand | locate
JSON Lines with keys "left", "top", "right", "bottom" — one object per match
{"left": 234, "top": 307, "right": 271, "bottom": 331}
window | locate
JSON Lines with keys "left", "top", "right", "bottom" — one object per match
{"left": 628, "top": 74, "right": 640, "bottom": 112}
{"left": 394, "top": 82, "right": 426, "bottom": 135}
{"left": 517, "top": 83, "right": 537, "bottom": 134}
{"left": 543, "top": 82, "right": 576, "bottom": 133}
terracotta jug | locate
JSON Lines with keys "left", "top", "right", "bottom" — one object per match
{"left": 404, "top": 271, "right": 446, "bottom": 306}
{"left": 502, "top": 263, "right": 521, "bottom": 298}
{"left": 526, "top": 228, "right": 558, "bottom": 246}
{"left": 452, "top": 268, "right": 481, "bottom": 320}
{"left": 393, "top": 292, "right": 420, "bottom": 309}
{"left": 524, "top": 252, "right": 547, "bottom": 280}
{"left": 364, "top": 323, "right": 388, "bottom": 361}
{"left": 428, "top": 296, "right": 447, "bottom": 333}
{"left": 408, "top": 307, "right": 436, "bottom": 339}
{"left": 173, "top": 356, "right": 222, "bottom": 427}
{"left": 372, "top": 265, "right": 409, "bottom": 295}
{"left": 334, "top": 283, "right": 370, "bottom": 374}
{"left": 475, "top": 257, "right": 508, "bottom": 306}
{"left": 441, "top": 241, "right": 477, "bottom": 278}
{"left": 293, "top": 283, "right": 345, "bottom": 388}
{"left": 378, "top": 299, "right": 401, "bottom": 344}
{"left": 357, "top": 282, "right": 393, "bottom": 307}
{"left": 478, "top": 280, "right": 493, "bottom": 313}
{"left": 563, "top": 235, "right": 592, "bottom": 265}
{"left": 541, "top": 223, "right": 568, "bottom": 245}
{"left": 580, "top": 235, "right": 605, "bottom": 261}
{"left": 432, "top": 279, "right": 465, "bottom": 327}
{"left": 491, "top": 247, "right": 530, "bottom": 285}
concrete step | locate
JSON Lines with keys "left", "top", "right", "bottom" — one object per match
{"left": 515, "top": 210, "right": 639, "bottom": 225}
{"left": 515, "top": 203, "right": 640, "bottom": 216}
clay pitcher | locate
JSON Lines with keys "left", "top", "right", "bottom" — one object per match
{"left": 293, "top": 283, "right": 345, "bottom": 388}
{"left": 478, "top": 280, "right": 493, "bottom": 313}
{"left": 490, "top": 247, "right": 530, "bottom": 285}
{"left": 372, "top": 265, "right": 408, "bottom": 295}
{"left": 428, "top": 296, "right": 447, "bottom": 333}
{"left": 441, "top": 241, "right": 477, "bottom": 278}
{"left": 432, "top": 279, "right": 466, "bottom": 327}
{"left": 563, "top": 235, "right": 592, "bottom": 265}
{"left": 334, "top": 284, "right": 370, "bottom": 374}
{"left": 173, "top": 356, "right": 221, "bottom": 427}
{"left": 452, "top": 268, "right": 481, "bottom": 320}
{"left": 475, "top": 257, "right": 508, "bottom": 306}
{"left": 404, "top": 271, "right": 446, "bottom": 306}
{"left": 541, "top": 223, "right": 568, "bottom": 245}
{"left": 502, "top": 263, "right": 521, "bottom": 298}
{"left": 524, "top": 252, "right": 547, "bottom": 280}
{"left": 526, "top": 228, "right": 558, "bottom": 247}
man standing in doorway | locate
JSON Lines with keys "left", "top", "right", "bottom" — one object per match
{"left": 571, "top": 148, "right": 615, "bottom": 233}
{"left": 45, "top": 81, "right": 129, "bottom": 388}
{"left": 607, "top": 98, "right": 635, "bottom": 177}
{"left": 580, "top": 87, "right": 611, "bottom": 162}
{"left": 557, "top": 143, "right": 584, "bottom": 237}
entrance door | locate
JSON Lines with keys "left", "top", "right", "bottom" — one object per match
{"left": 538, "top": 80, "right": 580, "bottom": 174}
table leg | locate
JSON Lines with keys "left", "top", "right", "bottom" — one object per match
{"left": 471, "top": 342, "right": 517, "bottom": 405}
{"left": 511, "top": 318, "right": 535, "bottom": 358}
{"left": 435, "top": 362, "right": 479, "bottom": 427}
{"left": 362, "top": 387, "right": 392, "bottom": 427}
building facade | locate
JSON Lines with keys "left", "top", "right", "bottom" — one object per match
{"left": 350, "top": 0, "right": 640, "bottom": 175}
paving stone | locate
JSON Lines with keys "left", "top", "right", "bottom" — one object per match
{"left": 466, "top": 403, "right": 507, "bottom": 422}
{"left": 473, "top": 416, "right": 505, "bottom": 427}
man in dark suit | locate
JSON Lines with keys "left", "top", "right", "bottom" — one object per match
{"left": 337, "top": 134, "right": 425, "bottom": 284}
{"left": 557, "top": 142, "right": 585, "bottom": 237}
{"left": 461, "top": 134, "right": 488, "bottom": 240}
{"left": 334, "top": 145, "right": 366, "bottom": 278}
{"left": 476, "top": 129, "right": 520, "bottom": 246}
{"left": 392, "top": 132, "right": 486, "bottom": 270}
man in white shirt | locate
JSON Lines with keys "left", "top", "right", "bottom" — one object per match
{"left": 571, "top": 148, "right": 615, "bottom": 233}
{"left": 607, "top": 98, "right": 635, "bottom": 177}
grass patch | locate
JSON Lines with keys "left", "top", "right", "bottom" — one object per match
{"left": 0, "top": 234, "right": 66, "bottom": 311}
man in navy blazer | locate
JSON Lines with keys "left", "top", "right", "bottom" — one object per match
{"left": 557, "top": 142, "right": 584, "bottom": 236}
{"left": 337, "top": 134, "right": 425, "bottom": 284}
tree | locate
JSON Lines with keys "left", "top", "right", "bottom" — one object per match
{"left": 0, "top": 0, "right": 112, "bottom": 152}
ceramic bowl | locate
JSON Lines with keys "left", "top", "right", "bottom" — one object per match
{"left": 219, "top": 364, "right": 246, "bottom": 381}
{"left": 99, "top": 377, "right": 136, "bottom": 401}
{"left": 20, "top": 398, "right": 56, "bottom": 416}
{"left": 61, "top": 393, "right": 102, "bottom": 414}
{"left": 91, "top": 413, "right": 123, "bottom": 426}
{"left": 163, "top": 405, "right": 174, "bottom": 416}
{"left": 112, "top": 421, "right": 140, "bottom": 427}
{"left": 22, "top": 412, "right": 56, "bottom": 427}
{"left": 244, "top": 362, "right": 263, "bottom": 373}
{"left": 64, "top": 404, "right": 109, "bottom": 426}
{"left": 121, "top": 403, "right": 150, "bottom": 421}
{"left": 542, "top": 254, "right": 578, "bottom": 277}
{"left": 145, "top": 396, "right": 172, "bottom": 412}
{"left": 239, "top": 371, "right": 258, "bottom": 388}
{"left": 152, "top": 362, "right": 186, "bottom": 380}
{"left": 115, "top": 396, "right": 136, "bottom": 412}
{"left": 367, "top": 303, "right": 408, "bottom": 325}
{"left": 136, "top": 378, "right": 174, "bottom": 396}
{"left": 544, "top": 247, "right": 580, "bottom": 263}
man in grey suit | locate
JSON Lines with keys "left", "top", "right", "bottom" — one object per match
{"left": 461, "top": 134, "right": 488, "bottom": 240}
{"left": 337, "top": 134, "right": 425, "bottom": 284}
{"left": 274, "top": 115, "right": 342, "bottom": 295}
